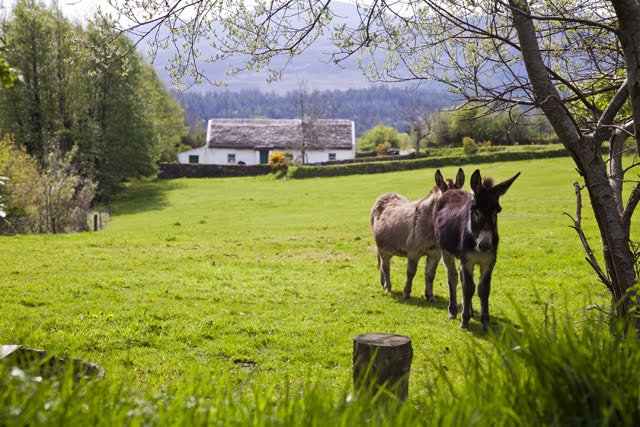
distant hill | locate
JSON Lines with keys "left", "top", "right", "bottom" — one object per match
{"left": 144, "top": 1, "right": 446, "bottom": 94}
{"left": 175, "top": 86, "right": 458, "bottom": 137}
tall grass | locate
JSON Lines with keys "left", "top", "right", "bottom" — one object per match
{"left": 3, "top": 308, "right": 639, "bottom": 426}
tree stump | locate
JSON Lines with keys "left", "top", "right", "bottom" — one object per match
{"left": 352, "top": 333, "right": 413, "bottom": 400}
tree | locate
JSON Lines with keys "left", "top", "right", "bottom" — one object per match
{"left": 294, "top": 80, "right": 326, "bottom": 164}
{"left": 357, "top": 124, "right": 403, "bottom": 153}
{"left": 105, "top": 1, "right": 640, "bottom": 327}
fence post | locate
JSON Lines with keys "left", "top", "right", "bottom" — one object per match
{"left": 93, "top": 214, "right": 98, "bottom": 231}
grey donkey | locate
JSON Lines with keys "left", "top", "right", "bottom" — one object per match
{"left": 370, "top": 169, "right": 465, "bottom": 300}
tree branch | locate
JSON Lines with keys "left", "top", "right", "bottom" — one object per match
{"left": 564, "top": 181, "right": 613, "bottom": 292}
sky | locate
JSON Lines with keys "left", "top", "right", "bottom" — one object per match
{"left": 56, "top": 0, "right": 105, "bottom": 20}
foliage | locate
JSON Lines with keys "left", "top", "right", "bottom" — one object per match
{"left": 0, "top": 40, "right": 17, "bottom": 89}
{"left": 269, "top": 151, "right": 288, "bottom": 171}
{"left": 288, "top": 145, "right": 568, "bottom": 179}
{"left": 39, "top": 144, "right": 96, "bottom": 234}
{"left": 0, "top": 135, "right": 42, "bottom": 233}
{"left": 0, "top": 0, "right": 188, "bottom": 201}
{"left": 357, "top": 124, "right": 403, "bottom": 152}
{"left": 426, "top": 104, "right": 556, "bottom": 147}
{"left": 375, "top": 141, "right": 392, "bottom": 155}
{"left": 462, "top": 136, "right": 477, "bottom": 155}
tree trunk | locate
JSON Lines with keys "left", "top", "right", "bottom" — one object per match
{"left": 352, "top": 333, "right": 413, "bottom": 400}
{"left": 511, "top": 0, "right": 639, "bottom": 328}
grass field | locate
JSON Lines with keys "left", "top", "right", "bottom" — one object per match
{"left": 0, "top": 157, "right": 625, "bottom": 401}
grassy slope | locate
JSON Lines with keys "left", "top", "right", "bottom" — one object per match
{"left": 0, "top": 157, "right": 623, "bottom": 397}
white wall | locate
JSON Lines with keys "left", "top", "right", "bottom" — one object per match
{"left": 178, "top": 147, "right": 257, "bottom": 165}
{"left": 178, "top": 147, "right": 355, "bottom": 165}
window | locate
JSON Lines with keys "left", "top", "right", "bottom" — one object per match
{"left": 188, "top": 155, "right": 199, "bottom": 164}
{"left": 328, "top": 153, "right": 337, "bottom": 161}
{"left": 227, "top": 153, "right": 236, "bottom": 164}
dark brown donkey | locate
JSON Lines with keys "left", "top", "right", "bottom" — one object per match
{"left": 433, "top": 169, "right": 520, "bottom": 329}
{"left": 371, "top": 169, "right": 464, "bottom": 300}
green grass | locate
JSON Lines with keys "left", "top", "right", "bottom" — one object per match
{"left": 0, "top": 157, "right": 635, "bottom": 415}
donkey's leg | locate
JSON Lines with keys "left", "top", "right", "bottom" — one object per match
{"left": 423, "top": 252, "right": 440, "bottom": 303}
{"left": 379, "top": 253, "right": 392, "bottom": 292}
{"left": 478, "top": 259, "right": 496, "bottom": 330}
{"left": 403, "top": 257, "right": 418, "bottom": 299}
{"left": 460, "top": 259, "right": 476, "bottom": 329}
{"left": 442, "top": 252, "right": 458, "bottom": 319}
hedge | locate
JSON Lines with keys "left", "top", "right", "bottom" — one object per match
{"left": 159, "top": 163, "right": 271, "bottom": 179}
{"left": 287, "top": 146, "right": 569, "bottom": 179}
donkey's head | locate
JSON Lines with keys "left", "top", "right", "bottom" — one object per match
{"left": 468, "top": 169, "right": 520, "bottom": 252}
{"left": 435, "top": 168, "right": 465, "bottom": 193}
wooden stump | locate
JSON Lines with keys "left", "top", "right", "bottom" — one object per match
{"left": 352, "top": 333, "right": 413, "bottom": 400}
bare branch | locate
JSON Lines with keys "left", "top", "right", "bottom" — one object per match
{"left": 564, "top": 181, "right": 613, "bottom": 291}
{"left": 622, "top": 183, "right": 640, "bottom": 229}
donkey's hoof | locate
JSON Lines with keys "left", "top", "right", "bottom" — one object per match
{"left": 403, "top": 293, "right": 411, "bottom": 300}
{"left": 481, "top": 316, "right": 489, "bottom": 330}
{"left": 460, "top": 321, "right": 469, "bottom": 329}
{"left": 448, "top": 312, "right": 457, "bottom": 320}
{"left": 426, "top": 294, "right": 435, "bottom": 303}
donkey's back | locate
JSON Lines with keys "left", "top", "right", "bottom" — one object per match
{"left": 370, "top": 169, "right": 465, "bottom": 300}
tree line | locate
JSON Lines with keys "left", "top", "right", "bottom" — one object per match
{"left": 357, "top": 103, "right": 557, "bottom": 154}
{"left": 175, "top": 85, "right": 458, "bottom": 139}
{"left": 0, "top": 0, "right": 187, "bottom": 234}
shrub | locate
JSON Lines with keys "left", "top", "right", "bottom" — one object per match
{"left": 375, "top": 141, "right": 392, "bottom": 156}
{"left": 269, "top": 152, "right": 288, "bottom": 171}
{"left": 462, "top": 136, "right": 478, "bottom": 155}
{"left": 357, "top": 124, "right": 403, "bottom": 152}
{"left": 0, "top": 135, "right": 43, "bottom": 234}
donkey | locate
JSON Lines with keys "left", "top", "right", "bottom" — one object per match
{"left": 433, "top": 169, "right": 520, "bottom": 329}
{"left": 370, "top": 168, "right": 464, "bottom": 301}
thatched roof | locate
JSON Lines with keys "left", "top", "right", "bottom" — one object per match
{"left": 207, "top": 119, "right": 354, "bottom": 150}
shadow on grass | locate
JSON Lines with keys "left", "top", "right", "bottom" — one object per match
{"left": 389, "top": 290, "right": 520, "bottom": 339}
{"left": 112, "top": 180, "right": 186, "bottom": 216}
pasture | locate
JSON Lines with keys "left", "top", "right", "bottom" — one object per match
{"left": 0, "top": 157, "right": 619, "bottom": 401}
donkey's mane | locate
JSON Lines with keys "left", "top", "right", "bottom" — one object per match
{"left": 483, "top": 177, "right": 495, "bottom": 188}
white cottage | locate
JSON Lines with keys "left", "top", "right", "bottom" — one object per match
{"left": 178, "top": 118, "right": 356, "bottom": 165}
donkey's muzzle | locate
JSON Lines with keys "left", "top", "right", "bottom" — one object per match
{"left": 476, "top": 230, "right": 493, "bottom": 252}
{"left": 478, "top": 240, "right": 493, "bottom": 252}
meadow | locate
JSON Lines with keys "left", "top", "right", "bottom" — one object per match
{"left": 1, "top": 156, "right": 634, "bottom": 424}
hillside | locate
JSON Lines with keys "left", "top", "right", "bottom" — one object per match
{"left": 176, "top": 86, "right": 458, "bottom": 137}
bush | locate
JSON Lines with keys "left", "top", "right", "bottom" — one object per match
{"left": 462, "top": 136, "right": 478, "bottom": 155}
{"left": 269, "top": 152, "right": 288, "bottom": 171}
{"left": 0, "top": 135, "right": 43, "bottom": 234}
{"left": 0, "top": 137, "right": 98, "bottom": 234}
{"left": 375, "top": 141, "right": 392, "bottom": 156}
{"left": 288, "top": 145, "right": 568, "bottom": 179}
{"left": 357, "top": 124, "right": 403, "bottom": 152}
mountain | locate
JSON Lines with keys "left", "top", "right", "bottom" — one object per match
{"left": 143, "top": 1, "right": 442, "bottom": 94}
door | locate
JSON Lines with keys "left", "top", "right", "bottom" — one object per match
{"left": 259, "top": 150, "right": 269, "bottom": 164}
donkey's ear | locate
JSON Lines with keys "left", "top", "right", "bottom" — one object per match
{"left": 470, "top": 170, "right": 483, "bottom": 194}
{"left": 455, "top": 168, "right": 465, "bottom": 188}
{"left": 493, "top": 172, "right": 521, "bottom": 197}
{"left": 435, "top": 169, "right": 448, "bottom": 192}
